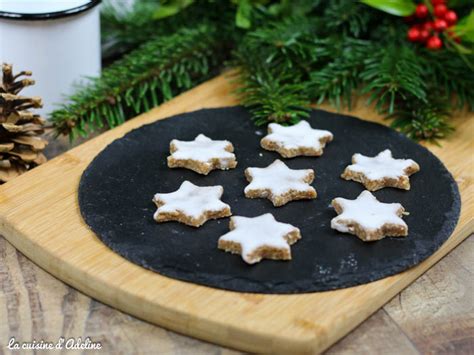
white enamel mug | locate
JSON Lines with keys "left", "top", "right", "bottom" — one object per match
{"left": 0, "top": 0, "right": 102, "bottom": 116}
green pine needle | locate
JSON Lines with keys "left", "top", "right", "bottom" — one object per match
{"left": 360, "top": 45, "right": 428, "bottom": 114}
{"left": 390, "top": 97, "right": 454, "bottom": 143}
{"left": 51, "top": 24, "right": 224, "bottom": 138}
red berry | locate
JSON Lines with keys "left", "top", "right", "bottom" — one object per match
{"left": 431, "top": 0, "right": 445, "bottom": 4}
{"left": 407, "top": 27, "right": 421, "bottom": 42}
{"left": 434, "top": 4, "right": 448, "bottom": 17}
{"left": 433, "top": 18, "right": 448, "bottom": 32}
{"left": 445, "top": 11, "right": 458, "bottom": 25}
{"left": 426, "top": 36, "right": 442, "bottom": 50}
{"left": 422, "top": 21, "right": 433, "bottom": 31}
{"left": 419, "top": 29, "right": 430, "bottom": 42}
{"left": 415, "top": 4, "right": 429, "bottom": 18}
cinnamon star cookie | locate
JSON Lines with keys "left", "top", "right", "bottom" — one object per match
{"left": 341, "top": 149, "right": 420, "bottom": 191}
{"left": 218, "top": 214, "right": 301, "bottom": 264}
{"left": 260, "top": 120, "right": 333, "bottom": 158}
{"left": 153, "top": 181, "right": 231, "bottom": 227}
{"left": 331, "top": 190, "right": 408, "bottom": 242}
{"left": 167, "top": 134, "right": 237, "bottom": 175}
{"left": 244, "top": 159, "right": 317, "bottom": 207}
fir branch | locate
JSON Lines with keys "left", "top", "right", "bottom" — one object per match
{"left": 101, "top": 1, "right": 163, "bottom": 59}
{"left": 101, "top": 0, "right": 237, "bottom": 61}
{"left": 425, "top": 50, "right": 474, "bottom": 110}
{"left": 323, "top": 0, "right": 371, "bottom": 37}
{"left": 308, "top": 38, "right": 371, "bottom": 109}
{"left": 234, "top": 67, "right": 310, "bottom": 125}
{"left": 51, "top": 24, "right": 224, "bottom": 139}
{"left": 239, "top": 16, "right": 325, "bottom": 72}
{"left": 232, "top": 17, "right": 320, "bottom": 125}
{"left": 360, "top": 45, "right": 428, "bottom": 114}
{"left": 389, "top": 97, "right": 454, "bottom": 142}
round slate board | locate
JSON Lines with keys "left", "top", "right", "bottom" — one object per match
{"left": 79, "top": 107, "right": 460, "bottom": 294}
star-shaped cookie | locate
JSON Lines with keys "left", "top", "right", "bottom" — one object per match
{"left": 153, "top": 181, "right": 231, "bottom": 227}
{"left": 218, "top": 213, "right": 301, "bottom": 264}
{"left": 244, "top": 159, "right": 317, "bottom": 207}
{"left": 341, "top": 149, "right": 420, "bottom": 191}
{"left": 260, "top": 120, "right": 333, "bottom": 158}
{"left": 331, "top": 190, "right": 408, "bottom": 241}
{"left": 167, "top": 134, "right": 237, "bottom": 175}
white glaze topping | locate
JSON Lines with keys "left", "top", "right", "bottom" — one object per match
{"left": 263, "top": 120, "right": 333, "bottom": 150}
{"left": 169, "top": 134, "right": 235, "bottom": 165}
{"left": 218, "top": 214, "right": 300, "bottom": 264}
{"left": 245, "top": 159, "right": 315, "bottom": 196}
{"left": 153, "top": 181, "right": 230, "bottom": 220}
{"left": 345, "top": 149, "right": 419, "bottom": 180}
{"left": 331, "top": 190, "right": 407, "bottom": 233}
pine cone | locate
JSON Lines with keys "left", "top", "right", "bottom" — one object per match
{"left": 0, "top": 63, "right": 48, "bottom": 183}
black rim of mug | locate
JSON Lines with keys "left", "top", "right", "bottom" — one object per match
{"left": 0, "top": 0, "right": 101, "bottom": 21}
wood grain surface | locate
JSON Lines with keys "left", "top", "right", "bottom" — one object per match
{"left": 1, "top": 232, "right": 472, "bottom": 354}
{"left": 0, "top": 73, "right": 472, "bottom": 354}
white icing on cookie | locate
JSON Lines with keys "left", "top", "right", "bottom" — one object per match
{"left": 345, "top": 149, "right": 419, "bottom": 180}
{"left": 169, "top": 134, "right": 236, "bottom": 168}
{"left": 218, "top": 214, "right": 301, "bottom": 264}
{"left": 261, "top": 120, "right": 333, "bottom": 157}
{"left": 153, "top": 181, "right": 230, "bottom": 221}
{"left": 331, "top": 190, "right": 407, "bottom": 237}
{"left": 244, "top": 159, "right": 316, "bottom": 199}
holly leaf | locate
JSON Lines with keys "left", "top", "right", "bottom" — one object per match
{"left": 360, "top": 0, "right": 416, "bottom": 16}
{"left": 153, "top": 0, "right": 194, "bottom": 20}
{"left": 452, "top": 10, "right": 474, "bottom": 43}
{"left": 236, "top": 0, "right": 252, "bottom": 29}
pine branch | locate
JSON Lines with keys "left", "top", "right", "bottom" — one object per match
{"left": 425, "top": 50, "right": 474, "bottom": 110}
{"left": 232, "top": 17, "right": 323, "bottom": 125}
{"left": 234, "top": 67, "right": 310, "bottom": 126}
{"left": 389, "top": 97, "right": 454, "bottom": 143}
{"left": 101, "top": 0, "right": 237, "bottom": 61}
{"left": 323, "top": 0, "right": 372, "bottom": 37}
{"left": 360, "top": 45, "right": 428, "bottom": 114}
{"left": 238, "top": 16, "right": 324, "bottom": 72}
{"left": 308, "top": 38, "right": 371, "bottom": 109}
{"left": 51, "top": 24, "right": 225, "bottom": 139}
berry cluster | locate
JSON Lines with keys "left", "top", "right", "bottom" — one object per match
{"left": 405, "top": 0, "right": 459, "bottom": 50}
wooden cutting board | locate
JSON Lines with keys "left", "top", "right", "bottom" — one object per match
{"left": 0, "top": 74, "right": 472, "bottom": 354}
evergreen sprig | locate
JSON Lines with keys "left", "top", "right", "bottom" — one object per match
{"left": 51, "top": 0, "right": 474, "bottom": 142}
{"left": 309, "top": 38, "right": 370, "bottom": 110}
{"left": 360, "top": 45, "right": 427, "bottom": 114}
{"left": 234, "top": 68, "right": 310, "bottom": 125}
{"left": 234, "top": 1, "right": 473, "bottom": 141}
{"left": 390, "top": 97, "right": 454, "bottom": 142}
{"left": 51, "top": 24, "right": 223, "bottom": 139}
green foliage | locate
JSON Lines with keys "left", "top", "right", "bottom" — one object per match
{"left": 309, "top": 38, "right": 370, "bottom": 110}
{"left": 101, "top": 0, "right": 235, "bottom": 60}
{"left": 234, "top": 1, "right": 474, "bottom": 140}
{"left": 234, "top": 68, "right": 310, "bottom": 125}
{"left": 153, "top": 0, "right": 195, "bottom": 19}
{"left": 53, "top": 0, "right": 474, "bottom": 142}
{"left": 51, "top": 24, "right": 223, "bottom": 139}
{"left": 360, "top": 45, "right": 427, "bottom": 113}
{"left": 390, "top": 98, "right": 454, "bottom": 142}
{"left": 452, "top": 10, "right": 474, "bottom": 43}
{"left": 235, "top": 0, "right": 253, "bottom": 28}
{"left": 360, "top": 0, "right": 416, "bottom": 17}
{"left": 426, "top": 50, "right": 474, "bottom": 110}
{"left": 324, "top": 1, "right": 371, "bottom": 37}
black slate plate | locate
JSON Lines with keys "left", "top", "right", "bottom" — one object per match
{"left": 79, "top": 107, "right": 460, "bottom": 294}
